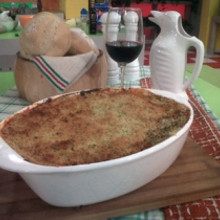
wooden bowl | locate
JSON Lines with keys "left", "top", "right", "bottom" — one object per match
{"left": 14, "top": 50, "right": 107, "bottom": 103}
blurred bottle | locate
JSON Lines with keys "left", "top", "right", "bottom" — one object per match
{"left": 80, "top": 8, "right": 88, "bottom": 32}
{"left": 37, "top": 0, "right": 42, "bottom": 12}
{"left": 10, "top": 2, "right": 17, "bottom": 20}
{"left": 89, "top": 0, "right": 97, "bottom": 34}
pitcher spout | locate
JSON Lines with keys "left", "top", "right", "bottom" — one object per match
{"left": 149, "top": 10, "right": 163, "bottom": 25}
{"left": 149, "top": 10, "right": 182, "bottom": 30}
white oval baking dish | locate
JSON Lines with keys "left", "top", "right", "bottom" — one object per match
{"left": 0, "top": 88, "right": 193, "bottom": 207}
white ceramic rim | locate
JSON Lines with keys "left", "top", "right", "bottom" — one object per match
{"left": 0, "top": 88, "right": 193, "bottom": 173}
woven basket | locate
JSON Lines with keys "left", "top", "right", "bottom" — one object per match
{"left": 14, "top": 50, "right": 107, "bottom": 103}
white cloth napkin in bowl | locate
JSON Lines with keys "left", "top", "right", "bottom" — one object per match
{"left": 30, "top": 51, "right": 97, "bottom": 92}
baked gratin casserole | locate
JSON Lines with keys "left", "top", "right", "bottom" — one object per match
{"left": 0, "top": 88, "right": 190, "bottom": 166}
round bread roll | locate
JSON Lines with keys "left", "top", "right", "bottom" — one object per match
{"left": 67, "top": 28, "right": 99, "bottom": 55}
{"left": 20, "top": 12, "right": 71, "bottom": 59}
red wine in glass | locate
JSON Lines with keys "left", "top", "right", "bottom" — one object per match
{"left": 106, "top": 40, "right": 143, "bottom": 65}
{"left": 105, "top": 7, "right": 144, "bottom": 87}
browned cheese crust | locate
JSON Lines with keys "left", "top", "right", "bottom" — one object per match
{"left": 0, "top": 88, "right": 190, "bottom": 166}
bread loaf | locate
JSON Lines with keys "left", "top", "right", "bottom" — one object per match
{"left": 67, "top": 28, "right": 99, "bottom": 55}
{"left": 20, "top": 12, "right": 71, "bottom": 59}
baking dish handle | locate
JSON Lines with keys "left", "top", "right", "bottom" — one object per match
{"left": 0, "top": 138, "right": 41, "bottom": 173}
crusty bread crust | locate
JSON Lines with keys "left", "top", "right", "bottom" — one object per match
{"left": 67, "top": 28, "right": 99, "bottom": 55}
{"left": 0, "top": 88, "right": 190, "bottom": 166}
{"left": 20, "top": 12, "right": 71, "bottom": 59}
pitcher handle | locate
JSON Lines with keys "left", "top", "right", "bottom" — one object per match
{"left": 183, "top": 37, "right": 204, "bottom": 91}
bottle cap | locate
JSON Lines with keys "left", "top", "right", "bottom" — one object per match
{"left": 80, "top": 8, "right": 88, "bottom": 18}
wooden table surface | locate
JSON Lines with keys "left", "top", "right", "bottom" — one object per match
{"left": 1, "top": 138, "right": 220, "bottom": 220}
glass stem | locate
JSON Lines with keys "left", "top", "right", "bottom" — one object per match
{"left": 120, "top": 65, "right": 125, "bottom": 88}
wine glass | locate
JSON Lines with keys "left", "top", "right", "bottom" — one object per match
{"left": 105, "top": 7, "right": 144, "bottom": 88}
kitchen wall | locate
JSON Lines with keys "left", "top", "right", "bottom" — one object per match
{"left": 199, "top": 0, "right": 220, "bottom": 52}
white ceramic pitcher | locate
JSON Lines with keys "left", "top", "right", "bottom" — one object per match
{"left": 149, "top": 11, "right": 204, "bottom": 97}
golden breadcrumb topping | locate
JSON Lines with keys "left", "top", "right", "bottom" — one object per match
{"left": 0, "top": 88, "right": 190, "bottom": 166}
